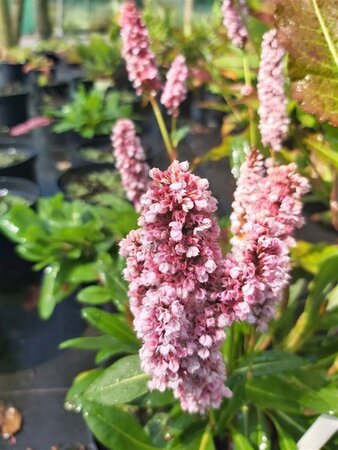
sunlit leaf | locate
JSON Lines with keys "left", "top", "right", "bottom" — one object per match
{"left": 275, "top": 0, "right": 338, "bottom": 125}
{"left": 291, "top": 241, "right": 338, "bottom": 274}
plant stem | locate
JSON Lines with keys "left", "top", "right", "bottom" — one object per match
{"left": 0, "top": 0, "right": 13, "bottom": 48}
{"left": 149, "top": 96, "right": 176, "bottom": 161}
{"left": 242, "top": 404, "right": 250, "bottom": 439}
{"left": 171, "top": 115, "right": 177, "bottom": 136}
{"left": 183, "top": 0, "right": 194, "bottom": 36}
{"left": 221, "top": 93, "right": 242, "bottom": 122}
{"left": 242, "top": 53, "right": 256, "bottom": 147}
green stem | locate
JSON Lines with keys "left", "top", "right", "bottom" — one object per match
{"left": 226, "top": 326, "right": 234, "bottom": 373}
{"left": 171, "top": 115, "right": 177, "bottom": 136}
{"left": 149, "top": 96, "right": 176, "bottom": 161}
{"left": 242, "top": 53, "right": 256, "bottom": 147}
{"left": 221, "top": 93, "right": 242, "bottom": 122}
{"left": 242, "top": 404, "right": 250, "bottom": 439}
{"left": 242, "top": 53, "right": 251, "bottom": 87}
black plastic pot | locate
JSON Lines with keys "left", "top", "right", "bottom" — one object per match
{"left": 75, "top": 137, "right": 113, "bottom": 166}
{"left": 0, "top": 92, "right": 29, "bottom": 127}
{"left": 0, "top": 62, "right": 25, "bottom": 89}
{"left": 0, "top": 177, "right": 40, "bottom": 289}
{"left": 0, "top": 289, "right": 85, "bottom": 372}
{"left": 58, "top": 163, "right": 116, "bottom": 202}
{"left": 0, "top": 142, "right": 37, "bottom": 181}
{"left": 39, "top": 81, "right": 70, "bottom": 108}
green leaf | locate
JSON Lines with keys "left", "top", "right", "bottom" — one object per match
{"left": 235, "top": 350, "right": 305, "bottom": 377}
{"left": 65, "top": 368, "right": 104, "bottom": 410}
{"left": 38, "top": 264, "right": 60, "bottom": 320}
{"left": 232, "top": 431, "right": 255, "bottom": 450}
{"left": 254, "top": 410, "right": 271, "bottom": 450}
{"left": 144, "top": 413, "right": 169, "bottom": 448}
{"left": 171, "top": 424, "right": 215, "bottom": 450}
{"left": 0, "top": 204, "right": 41, "bottom": 243}
{"left": 82, "top": 401, "right": 158, "bottom": 450}
{"left": 216, "top": 375, "right": 246, "bottom": 430}
{"left": 304, "top": 135, "right": 338, "bottom": 169}
{"left": 95, "top": 253, "right": 128, "bottom": 309}
{"left": 245, "top": 375, "right": 303, "bottom": 414}
{"left": 84, "top": 354, "right": 149, "bottom": 405}
{"left": 171, "top": 125, "right": 190, "bottom": 148}
{"left": 306, "top": 253, "right": 338, "bottom": 315}
{"left": 275, "top": 0, "right": 338, "bottom": 125}
{"left": 77, "top": 285, "right": 112, "bottom": 304}
{"left": 68, "top": 263, "right": 98, "bottom": 283}
{"left": 95, "top": 348, "right": 120, "bottom": 364}
{"left": 230, "top": 138, "right": 250, "bottom": 179}
{"left": 291, "top": 241, "right": 338, "bottom": 274}
{"left": 196, "top": 138, "right": 231, "bottom": 164}
{"left": 141, "top": 390, "right": 175, "bottom": 408}
{"left": 268, "top": 415, "right": 297, "bottom": 450}
{"left": 183, "top": 427, "right": 215, "bottom": 450}
{"left": 81, "top": 307, "right": 138, "bottom": 345}
{"left": 59, "top": 335, "right": 135, "bottom": 353}
{"left": 300, "top": 383, "right": 338, "bottom": 414}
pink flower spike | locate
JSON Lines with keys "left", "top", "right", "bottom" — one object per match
{"left": 221, "top": 0, "right": 248, "bottom": 48}
{"left": 120, "top": 161, "right": 232, "bottom": 414}
{"left": 119, "top": 1, "right": 161, "bottom": 96}
{"left": 161, "top": 55, "right": 189, "bottom": 118}
{"left": 10, "top": 117, "right": 52, "bottom": 136}
{"left": 220, "top": 149, "right": 310, "bottom": 329}
{"left": 257, "top": 29, "right": 289, "bottom": 151}
{"left": 111, "top": 119, "right": 150, "bottom": 212}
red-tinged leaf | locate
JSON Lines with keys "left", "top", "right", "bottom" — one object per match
{"left": 274, "top": 0, "right": 338, "bottom": 125}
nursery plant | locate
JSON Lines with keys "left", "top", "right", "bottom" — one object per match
{"left": 0, "top": 193, "right": 138, "bottom": 319}
{"left": 46, "top": 86, "right": 134, "bottom": 139}
{"left": 77, "top": 146, "right": 115, "bottom": 164}
{"left": 58, "top": 1, "right": 338, "bottom": 448}
{"left": 76, "top": 34, "right": 122, "bottom": 81}
{"left": 1, "top": 1, "right": 337, "bottom": 449}
{"left": 60, "top": 168, "right": 124, "bottom": 204}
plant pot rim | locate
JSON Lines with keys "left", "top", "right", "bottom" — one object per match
{"left": 0, "top": 143, "right": 37, "bottom": 169}
{"left": 58, "top": 163, "right": 116, "bottom": 187}
{"left": 0, "top": 91, "right": 28, "bottom": 98}
{"left": 0, "top": 61, "right": 25, "bottom": 67}
{"left": 0, "top": 176, "right": 39, "bottom": 205}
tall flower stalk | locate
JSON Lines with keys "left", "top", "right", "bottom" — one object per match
{"left": 220, "top": 149, "right": 309, "bottom": 329}
{"left": 111, "top": 119, "right": 150, "bottom": 212}
{"left": 161, "top": 55, "right": 189, "bottom": 120}
{"left": 257, "top": 29, "right": 289, "bottom": 151}
{"left": 221, "top": 0, "right": 248, "bottom": 48}
{"left": 119, "top": 1, "right": 161, "bottom": 97}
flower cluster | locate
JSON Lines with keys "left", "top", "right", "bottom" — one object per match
{"left": 119, "top": 1, "right": 161, "bottom": 96}
{"left": 120, "top": 161, "right": 232, "bottom": 413}
{"left": 161, "top": 55, "right": 189, "bottom": 118}
{"left": 10, "top": 117, "right": 52, "bottom": 136}
{"left": 221, "top": 0, "right": 248, "bottom": 48}
{"left": 257, "top": 29, "right": 289, "bottom": 151}
{"left": 220, "top": 149, "right": 309, "bottom": 329}
{"left": 111, "top": 119, "right": 150, "bottom": 212}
